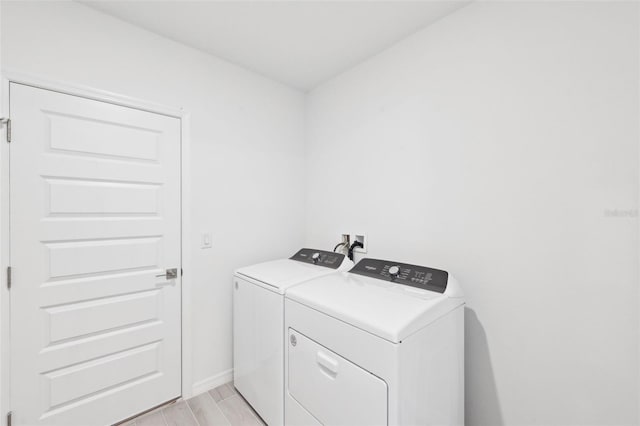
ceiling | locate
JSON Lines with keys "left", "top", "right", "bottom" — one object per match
{"left": 80, "top": 1, "right": 470, "bottom": 91}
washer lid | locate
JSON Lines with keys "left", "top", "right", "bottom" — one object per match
{"left": 285, "top": 270, "right": 464, "bottom": 343}
{"left": 235, "top": 249, "right": 352, "bottom": 293}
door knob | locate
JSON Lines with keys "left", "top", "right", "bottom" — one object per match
{"left": 156, "top": 268, "right": 178, "bottom": 279}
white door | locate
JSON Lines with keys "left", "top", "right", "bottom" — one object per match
{"left": 9, "top": 83, "right": 182, "bottom": 426}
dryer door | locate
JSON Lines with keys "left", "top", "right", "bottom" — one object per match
{"left": 287, "top": 329, "right": 388, "bottom": 425}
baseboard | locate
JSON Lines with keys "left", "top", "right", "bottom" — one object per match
{"left": 191, "top": 368, "right": 234, "bottom": 396}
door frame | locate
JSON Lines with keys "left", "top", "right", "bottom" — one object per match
{"left": 0, "top": 70, "right": 194, "bottom": 422}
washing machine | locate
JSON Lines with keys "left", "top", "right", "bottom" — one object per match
{"left": 284, "top": 258, "right": 465, "bottom": 426}
{"left": 233, "top": 248, "right": 353, "bottom": 426}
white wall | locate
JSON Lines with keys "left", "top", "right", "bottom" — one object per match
{"left": 1, "top": 0, "right": 306, "bottom": 392}
{"left": 304, "top": 2, "right": 639, "bottom": 425}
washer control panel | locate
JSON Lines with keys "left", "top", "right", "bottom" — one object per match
{"left": 349, "top": 258, "right": 448, "bottom": 293}
{"left": 290, "top": 248, "right": 345, "bottom": 269}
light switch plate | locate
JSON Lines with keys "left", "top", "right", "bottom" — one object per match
{"left": 201, "top": 232, "right": 212, "bottom": 249}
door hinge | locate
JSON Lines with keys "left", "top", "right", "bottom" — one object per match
{"left": 6, "top": 411, "right": 12, "bottom": 426}
{"left": 0, "top": 118, "right": 10, "bottom": 143}
{"left": 181, "top": 268, "right": 184, "bottom": 277}
{"left": 7, "top": 266, "right": 11, "bottom": 290}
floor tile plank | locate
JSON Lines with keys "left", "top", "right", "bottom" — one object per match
{"left": 162, "top": 400, "right": 198, "bottom": 426}
{"left": 209, "top": 383, "right": 235, "bottom": 402}
{"left": 188, "top": 393, "right": 231, "bottom": 426}
{"left": 136, "top": 409, "right": 167, "bottom": 426}
{"left": 224, "top": 383, "right": 237, "bottom": 396}
{"left": 218, "top": 395, "right": 263, "bottom": 426}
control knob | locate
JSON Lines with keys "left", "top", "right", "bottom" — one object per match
{"left": 388, "top": 265, "right": 400, "bottom": 278}
{"left": 312, "top": 252, "right": 321, "bottom": 264}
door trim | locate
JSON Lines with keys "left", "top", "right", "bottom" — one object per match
{"left": 0, "top": 69, "right": 194, "bottom": 421}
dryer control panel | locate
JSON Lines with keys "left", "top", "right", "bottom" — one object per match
{"left": 349, "top": 258, "right": 448, "bottom": 293}
{"left": 290, "top": 248, "right": 346, "bottom": 269}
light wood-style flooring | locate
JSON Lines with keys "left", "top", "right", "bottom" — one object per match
{"left": 122, "top": 383, "right": 265, "bottom": 426}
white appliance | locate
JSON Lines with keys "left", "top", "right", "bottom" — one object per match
{"left": 284, "top": 258, "right": 465, "bottom": 426}
{"left": 233, "top": 248, "right": 353, "bottom": 425}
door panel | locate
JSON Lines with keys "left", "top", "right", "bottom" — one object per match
{"left": 9, "top": 83, "right": 181, "bottom": 426}
{"left": 46, "top": 178, "right": 160, "bottom": 215}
